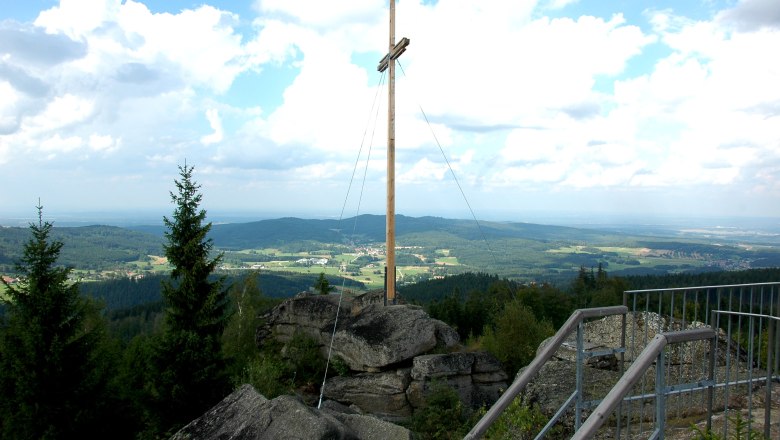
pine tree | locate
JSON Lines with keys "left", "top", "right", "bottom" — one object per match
{"left": 314, "top": 272, "right": 334, "bottom": 295}
{"left": 0, "top": 204, "right": 112, "bottom": 439}
{"left": 151, "top": 164, "right": 230, "bottom": 434}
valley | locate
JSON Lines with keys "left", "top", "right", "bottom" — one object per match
{"left": 4, "top": 214, "right": 776, "bottom": 291}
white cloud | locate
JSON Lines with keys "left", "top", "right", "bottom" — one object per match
{"left": 399, "top": 157, "right": 448, "bottom": 184}
{"left": 40, "top": 133, "right": 82, "bottom": 153}
{"left": 35, "top": 0, "right": 121, "bottom": 39}
{"left": 396, "top": 6, "right": 653, "bottom": 127}
{"left": 88, "top": 133, "right": 119, "bottom": 152}
{"left": 255, "top": 0, "right": 384, "bottom": 28}
{"left": 201, "top": 109, "right": 224, "bottom": 145}
{"left": 31, "top": 0, "right": 257, "bottom": 97}
{"left": 21, "top": 94, "right": 94, "bottom": 135}
{"left": 2, "top": 0, "right": 780, "bottom": 217}
{"left": 0, "top": 81, "right": 21, "bottom": 133}
{"left": 545, "top": 0, "right": 580, "bottom": 10}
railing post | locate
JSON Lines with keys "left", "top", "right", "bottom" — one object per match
{"left": 707, "top": 312, "right": 718, "bottom": 432}
{"left": 765, "top": 316, "right": 774, "bottom": 439}
{"left": 654, "top": 349, "right": 666, "bottom": 438}
{"left": 707, "top": 314, "right": 716, "bottom": 434}
{"left": 575, "top": 320, "right": 584, "bottom": 430}
{"left": 616, "top": 309, "right": 627, "bottom": 438}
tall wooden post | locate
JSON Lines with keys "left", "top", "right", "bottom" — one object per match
{"left": 377, "top": 0, "right": 409, "bottom": 304}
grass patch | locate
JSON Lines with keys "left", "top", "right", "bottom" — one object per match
{"left": 435, "top": 256, "right": 460, "bottom": 265}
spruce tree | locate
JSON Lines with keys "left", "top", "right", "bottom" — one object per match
{"left": 151, "top": 164, "right": 229, "bottom": 434}
{"left": 0, "top": 204, "right": 112, "bottom": 439}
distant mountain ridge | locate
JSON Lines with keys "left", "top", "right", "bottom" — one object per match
{"left": 2, "top": 215, "right": 602, "bottom": 265}
{"left": 4, "top": 215, "right": 779, "bottom": 283}
{"left": 204, "top": 214, "right": 612, "bottom": 249}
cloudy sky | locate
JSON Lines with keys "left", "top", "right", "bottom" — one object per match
{"left": 1, "top": 0, "right": 779, "bottom": 223}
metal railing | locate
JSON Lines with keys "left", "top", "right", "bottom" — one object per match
{"left": 619, "top": 283, "right": 780, "bottom": 439}
{"left": 464, "top": 305, "right": 628, "bottom": 440}
{"left": 573, "top": 328, "right": 717, "bottom": 439}
{"left": 709, "top": 309, "right": 779, "bottom": 439}
{"left": 464, "top": 282, "right": 780, "bottom": 439}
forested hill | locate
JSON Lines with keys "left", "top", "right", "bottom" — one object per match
{"left": 204, "top": 214, "right": 615, "bottom": 249}
{"left": 402, "top": 268, "right": 780, "bottom": 306}
{"left": 79, "top": 272, "right": 366, "bottom": 311}
{"left": 4, "top": 215, "right": 779, "bottom": 284}
{"left": 121, "top": 214, "right": 599, "bottom": 249}
{"left": 0, "top": 225, "right": 161, "bottom": 270}
{"left": 621, "top": 267, "right": 780, "bottom": 291}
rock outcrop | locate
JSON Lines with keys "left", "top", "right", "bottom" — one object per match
{"left": 323, "top": 351, "right": 509, "bottom": 421}
{"left": 170, "top": 384, "right": 412, "bottom": 440}
{"left": 256, "top": 290, "right": 508, "bottom": 421}
{"left": 257, "top": 290, "right": 460, "bottom": 372}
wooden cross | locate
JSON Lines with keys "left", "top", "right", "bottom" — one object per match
{"left": 377, "top": 0, "right": 409, "bottom": 305}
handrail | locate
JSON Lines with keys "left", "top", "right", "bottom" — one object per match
{"left": 711, "top": 309, "right": 780, "bottom": 322}
{"left": 624, "top": 282, "right": 780, "bottom": 294}
{"left": 464, "top": 305, "right": 628, "bottom": 440}
{"left": 572, "top": 328, "right": 716, "bottom": 440}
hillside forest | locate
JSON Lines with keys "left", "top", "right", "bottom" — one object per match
{"left": 1, "top": 165, "right": 780, "bottom": 439}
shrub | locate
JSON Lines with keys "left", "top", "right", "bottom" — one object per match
{"left": 285, "top": 331, "right": 325, "bottom": 385}
{"left": 330, "top": 356, "right": 350, "bottom": 377}
{"left": 241, "top": 354, "right": 293, "bottom": 398}
{"left": 480, "top": 299, "right": 554, "bottom": 375}
{"left": 411, "top": 382, "right": 469, "bottom": 439}
{"left": 480, "top": 398, "right": 552, "bottom": 439}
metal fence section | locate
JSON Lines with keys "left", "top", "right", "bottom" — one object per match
{"left": 573, "top": 328, "right": 717, "bottom": 440}
{"left": 464, "top": 305, "right": 628, "bottom": 440}
{"left": 616, "top": 283, "right": 780, "bottom": 439}
{"left": 465, "top": 282, "right": 780, "bottom": 440}
{"left": 465, "top": 282, "right": 780, "bottom": 439}
{"left": 709, "top": 309, "right": 779, "bottom": 439}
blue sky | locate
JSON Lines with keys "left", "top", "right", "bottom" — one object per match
{"left": 1, "top": 0, "right": 779, "bottom": 224}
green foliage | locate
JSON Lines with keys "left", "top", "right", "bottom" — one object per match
{"left": 514, "top": 284, "right": 573, "bottom": 328}
{"left": 114, "top": 334, "right": 157, "bottom": 436}
{"left": 240, "top": 331, "right": 326, "bottom": 398}
{"left": 571, "top": 263, "right": 626, "bottom": 308}
{"left": 0, "top": 206, "right": 115, "bottom": 439}
{"left": 105, "top": 301, "right": 164, "bottom": 343}
{"left": 240, "top": 353, "right": 294, "bottom": 398}
{"left": 0, "top": 224, "right": 162, "bottom": 272}
{"left": 472, "top": 398, "right": 553, "bottom": 439}
{"left": 690, "top": 412, "right": 769, "bottom": 440}
{"left": 149, "top": 164, "right": 231, "bottom": 434}
{"left": 424, "top": 274, "right": 573, "bottom": 343}
{"left": 222, "top": 272, "right": 280, "bottom": 382}
{"left": 285, "top": 331, "right": 325, "bottom": 384}
{"left": 161, "top": 164, "right": 227, "bottom": 337}
{"left": 80, "top": 274, "right": 167, "bottom": 310}
{"left": 395, "top": 252, "right": 425, "bottom": 265}
{"left": 330, "top": 355, "right": 350, "bottom": 377}
{"left": 410, "top": 382, "right": 469, "bottom": 439}
{"left": 404, "top": 272, "right": 503, "bottom": 304}
{"left": 624, "top": 268, "right": 780, "bottom": 291}
{"left": 314, "top": 272, "right": 334, "bottom": 295}
{"left": 480, "top": 300, "right": 554, "bottom": 375}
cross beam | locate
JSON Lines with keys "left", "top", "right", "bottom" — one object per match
{"left": 377, "top": 37, "right": 410, "bottom": 72}
{"left": 379, "top": 0, "right": 409, "bottom": 305}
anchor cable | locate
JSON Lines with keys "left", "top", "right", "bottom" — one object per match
{"left": 318, "top": 71, "right": 387, "bottom": 409}
{"left": 397, "top": 60, "right": 498, "bottom": 267}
